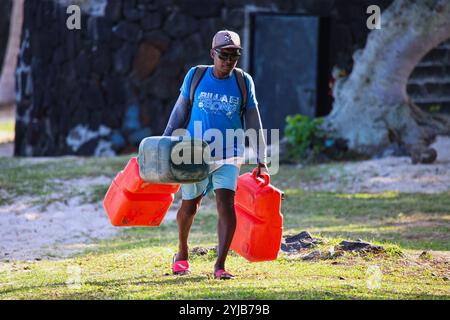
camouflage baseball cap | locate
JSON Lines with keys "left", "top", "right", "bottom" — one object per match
{"left": 212, "top": 30, "right": 242, "bottom": 50}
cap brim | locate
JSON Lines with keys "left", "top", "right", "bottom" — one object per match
{"left": 214, "top": 44, "right": 242, "bottom": 49}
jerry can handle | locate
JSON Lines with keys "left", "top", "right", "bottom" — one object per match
{"left": 251, "top": 168, "right": 270, "bottom": 187}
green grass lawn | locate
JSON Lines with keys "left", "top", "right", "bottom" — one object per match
{"left": 0, "top": 120, "right": 14, "bottom": 133}
{"left": 0, "top": 156, "right": 449, "bottom": 299}
{"left": 0, "top": 120, "right": 14, "bottom": 143}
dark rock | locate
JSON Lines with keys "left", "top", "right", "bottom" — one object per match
{"left": 33, "top": 32, "right": 55, "bottom": 63}
{"left": 122, "top": 103, "right": 141, "bottom": 132}
{"left": 180, "top": 0, "right": 222, "bottom": 18}
{"left": 132, "top": 42, "right": 161, "bottom": 80}
{"left": 96, "top": 19, "right": 113, "bottom": 44}
{"left": 119, "top": 145, "right": 138, "bottom": 155}
{"left": 140, "top": 99, "right": 163, "bottom": 127}
{"left": 75, "top": 51, "right": 90, "bottom": 79}
{"left": 144, "top": 68, "right": 179, "bottom": 100}
{"left": 411, "top": 147, "right": 437, "bottom": 164}
{"left": 102, "top": 76, "right": 127, "bottom": 107}
{"left": 88, "top": 112, "right": 103, "bottom": 130}
{"left": 225, "top": 8, "right": 245, "bottom": 29}
{"left": 105, "top": 0, "right": 122, "bottom": 21}
{"left": 128, "top": 127, "right": 152, "bottom": 145}
{"left": 182, "top": 33, "right": 205, "bottom": 59}
{"left": 76, "top": 138, "right": 100, "bottom": 156}
{"left": 141, "top": 12, "right": 163, "bottom": 30}
{"left": 104, "top": 110, "right": 122, "bottom": 129}
{"left": 280, "top": 242, "right": 301, "bottom": 253}
{"left": 91, "top": 46, "right": 111, "bottom": 74}
{"left": 207, "top": 246, "right": 218, "bottom": 253}
{"left": 191, "top": 247, "right": 209, "bottom": 256}
{"left": 124, "top": 9, "right": 145, "bottom": 21}
{"left": 114, "top": 43, "right": 137, "bottom": 74}
{"left": 83, "top": 82, "right": 106, "bottom": 110}
{"left": 198, "top": 18, "right": 222, "bottom": 48}
{"left": 281, "top": 231, "right": 324, "bottom": 253}
{"left": 52, "top": 47, "right": 66, "bottom": 65}
{"left": 140, "top": 0, "right": 158, "bottom": 11}
{"left": 301, "top": 250, "right": 321, "bottom": 261}
{"left": 224, "top": 0, "right": 246, "bottom": 8}
{"left": 111, "top": 131, "right": 126, "bottom": 150}
{"left": 163, "top": 12, "right": 199, "bottom": 38}
{"left": 112, "top": 21, "right": 143, "bottom": 42}
{"left": 338, "top": 240, "right": 385, "bottom": 253}
{"left": 0, "top": 0, "right": 12, "bottom": 67}
{"left": 339, "top": 276, "right": 345, "bottom": 280}
{"left": 142, "top": 30, "right": 171, "bottom": 52}
{"left": 158, "top": 40, "right": 186, "bottom": 66}
{"left": 122, "top": 0, "right": 136, "bottom": 12}
{"left": 285, "top": 231, "right": 313, "bottom": 243}
{"left": 296, "top": 0, "right": 335, "bottom": 15}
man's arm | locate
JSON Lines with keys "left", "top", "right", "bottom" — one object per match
{"left": 245, "top": 106, "right": 268, "bottom": 170}
{"left": 162, "top": 94, "right": 190, "bottom": 136}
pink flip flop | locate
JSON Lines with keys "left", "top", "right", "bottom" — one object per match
{"left": 172, "top": 254, "right": 190, "bottom": 275}
{"left": 214, "top": 269, "right": 235, "bottom": 280}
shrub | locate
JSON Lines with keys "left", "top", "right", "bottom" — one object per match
{"left": 284, "top": 114, "right": 325, "bottom": 160}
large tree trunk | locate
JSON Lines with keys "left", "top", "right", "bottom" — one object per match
{"left": 0, "top": 0, "right": 24, "bottom": 107}
{"left": 322, "top": 0, "right": 450, "bottom": 163}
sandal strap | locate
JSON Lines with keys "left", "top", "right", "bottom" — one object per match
{"left": 172, "top": 254, "right": 190, "bottom": 273}
{"left": 214, "top": 269, "right": 234, "bottom": 279}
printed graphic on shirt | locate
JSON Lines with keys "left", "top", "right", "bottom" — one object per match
{"left": 197, "top": 91, "right": 241, "bottom": 120}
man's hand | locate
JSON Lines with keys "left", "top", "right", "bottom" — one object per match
{"left": 256, "top": 163, "right": 269, "bottom": 177}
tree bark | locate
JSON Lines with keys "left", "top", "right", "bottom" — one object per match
{"left": 0, "top": 0, "right": 24, "bottom": 107}
{"left": 322, "top": 0, "right": 450, "bottom": 163}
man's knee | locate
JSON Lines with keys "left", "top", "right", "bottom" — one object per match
{"left": 180, "top": 195, "right": 203, "bottom": 216}
{"left": 215, "top": 189, "right": 235, "bottom": 212}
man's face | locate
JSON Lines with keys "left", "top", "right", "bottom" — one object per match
{"left": 211, "top": 48, "right": 241, "bottom": 74}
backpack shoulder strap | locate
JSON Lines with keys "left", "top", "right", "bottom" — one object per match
{"left": 233, "top": 67, "right": 248, "bottom": 127}
{"left": 189, "top": 65, "right": 208, "bottom": 107}
{"left": 184, "top": 65, "right": 208, "bottom": 128}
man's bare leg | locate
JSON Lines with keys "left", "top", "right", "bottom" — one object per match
{"left": 175, "top": 194, "right": 203, "bottom": 261}
{"left": 214, "top": 188, "right": 236, "bottom": 272}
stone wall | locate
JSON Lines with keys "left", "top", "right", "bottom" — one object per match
{"left": 0, "top": 0, "right": 12, "bottom": 75}
{"left": 15, "top": 0, "right": 397, "bottom": 156}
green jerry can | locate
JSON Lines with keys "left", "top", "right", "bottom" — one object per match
{"left": 138, "top": 136, "right": 211, "bottom": 184}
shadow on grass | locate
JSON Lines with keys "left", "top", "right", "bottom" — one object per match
{"left": 67, "top": 188, "right": 450, "bottom": 261}
{"left": 281, "top": 190, "right": 450, "bottom": 251}
{"left": 4, "top": 276, "right": 448, "bottom": 300}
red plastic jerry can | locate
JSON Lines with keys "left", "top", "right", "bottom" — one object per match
{"left": 103, "top": 157, "right": 180, "bottom": 227}
{"left": 231, "top": 168, "right": 284, "bottom": 262}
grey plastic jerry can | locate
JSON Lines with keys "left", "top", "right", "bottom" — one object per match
{"left": 138, "top": 136, "right": 211, "bottom": 183}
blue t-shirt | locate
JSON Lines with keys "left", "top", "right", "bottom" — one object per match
{"left": 180, "top": 65, "right": 258, "bottom": 160}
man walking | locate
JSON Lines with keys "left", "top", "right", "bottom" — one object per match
{"left": 163, "top": 30, "right": 267, "bottom": 279}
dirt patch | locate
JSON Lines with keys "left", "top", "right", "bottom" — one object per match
{"left": 299, "top": 136, "right": 450, "bottom": 194}
{"left": 0, "top": 142, "right": 13, "bottom": 157}
{"left": 0, "top": 176, "right": 117, "bottom": 261}
{"left": 0, "top": 196, "right": 117, "bottom": 261}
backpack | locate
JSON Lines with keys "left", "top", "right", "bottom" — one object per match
{"left": 183, "top": 65, "right": 248, "bottom": 129}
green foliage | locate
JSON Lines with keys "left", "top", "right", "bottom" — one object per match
{"left": 284, "top": 114, "right": 325, "bottom": 160}
{"left": 428, "top": 104, "right": 441, "bottom": 113}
